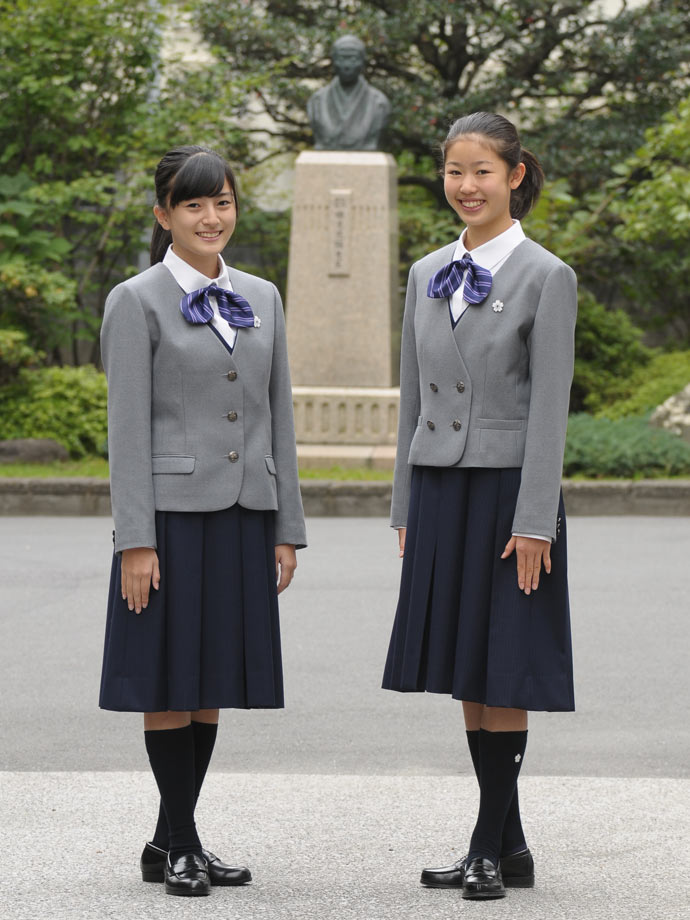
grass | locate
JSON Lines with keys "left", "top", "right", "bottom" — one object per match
{"left": 0, "top": 459, "right": 394, "bottom": 480}
{"left": 0, "top": 457, "right": 110, "bottom": 477}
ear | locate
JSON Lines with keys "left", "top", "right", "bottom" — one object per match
{"left": 510, "top": 162, "right": 526, "bottom": 189}
{"left": 153, "top": 204, "right": 171, "bottom": 231}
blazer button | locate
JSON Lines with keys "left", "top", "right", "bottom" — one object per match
{"left": 452, "top": 420, "right": 462, "bottom": 431}
{"left": 227, "top": 411, "right": 238, "bottom": 422}
{"left": 456, "top": 381, "right": 465, "bottom": 393}
{"left": 427, "top": 420, "right": 435, "bottom": 431}
{"left": 429, "top": 382, "right": 438, "bottom": 392}
{"left": 228, "top": 451, "right": 239, "bottom": 462}
{"left": 227, "top": 370, "right": 237, "bottom": 381}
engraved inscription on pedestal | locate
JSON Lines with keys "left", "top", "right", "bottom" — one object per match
{"left": 329, "top": 189, "right": 351, "bottom": 276}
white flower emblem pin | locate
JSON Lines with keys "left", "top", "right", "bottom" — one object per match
{"left": 254, "top": 316, "right": 262, "bottom": 328}
{"left": 492, "top": 300, "right": 504, "bottom": 313}
{"left": 515, "top": 753, "right": 522, "bottom": 763}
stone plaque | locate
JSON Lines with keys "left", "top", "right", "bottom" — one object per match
{"left": 329, "top": 189, "right": 351, "bottom": 276}
{"left": 286, "top": 151, "right": 398, "bottom": 388}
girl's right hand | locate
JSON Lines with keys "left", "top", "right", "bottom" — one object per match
{"left": 121, "top": 547, "right": 160, "bottom": 614}
{"left": 397, "top": 527, "right": 406, "bottom": 558}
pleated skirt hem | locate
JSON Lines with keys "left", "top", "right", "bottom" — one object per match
{"left": 382, "top": 466, "right": 575, "bottom": 713}
{"left": 99, "top": 504, "right": 284, "bottom": 713}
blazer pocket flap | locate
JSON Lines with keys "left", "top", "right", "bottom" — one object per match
{"left": 477, "top": 418, "right": 525, "bottom": 431}
{"left": 265, "top": 455, "right": 277, "bottom": 475}
{"left": 151, "top": 455, "right": 196, "bottom": 474}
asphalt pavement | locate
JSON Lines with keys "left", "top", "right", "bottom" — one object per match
{"left": 1, "top": 515, "right": 689, "bottom": 919}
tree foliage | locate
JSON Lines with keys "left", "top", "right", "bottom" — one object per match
{"left": 0, "top": 0, "right": 249, "bottom": 365}
{"left": 196, "top": 0, "right": 690, "bottom": 193}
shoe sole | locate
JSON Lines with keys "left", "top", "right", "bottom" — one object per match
{"left": 164, "top": 884, "right": 211, "bottom": 897}
{"left": 142, "top": 870, "right": 164, "bottom": 883}
{"left": 421, "top": 876, "right": 534, "bottom": 890}
{"left": 505, "top": 875, "right": 535, "bottom": 888}
{"left": 421, "top": 880, "right": 462, "bottom": 888}
{"left": 207, "top": 877, "right": 252, "bottom": 886}
{"left": 462, "top": 890, "right": 506, "bottom": 900}
{"left": 144, "top": 869, "right": 251, "bottom": 887}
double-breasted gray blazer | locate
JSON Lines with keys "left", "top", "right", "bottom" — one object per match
{"left": 101, "top": 263, "right": 306, "bottom": 554}
{"left": 391, "top": 238, "right": 577, "bottom": 541}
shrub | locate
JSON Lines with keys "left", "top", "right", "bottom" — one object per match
{"left": 595, "top": 350, "right": 690, "bottom": 420}
{"left": 0, "top": 328, "right": 44, "bottom": 386}
{"left": 571, "top": 290, "right": 652, "bottom": 413}
{"left": 563, "top": 413, "right": 690, "bottom": 478}
{"left": 0, "top": 364, "right": 107, "bottom": 457}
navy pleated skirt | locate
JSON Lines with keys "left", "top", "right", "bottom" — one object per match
{"left": 99, "top": 505, "right": 283, "bottom": 712}
{"left": 382, "top": 466, "right": 574, "bottom": 712}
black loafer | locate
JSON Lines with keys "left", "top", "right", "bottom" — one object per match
{"left": 462, "top": 856, "right": 505, "bottom": 900}
{"left": 141, "top": 842, "right": 251, "bottom": 887}
{"left": 421, "top": 847, "right": 534, "bottom": 889}
{"left": 421, "top": 857, "right": 466, "bottom": 888}
{"left": 141, "top": 842, "right": 167, "bottom": 882}
{"left": 164, "top": 853, "right": 210, "bottom": 897}
{"left": 501, "top": 848, "right": 535, "bottom": 888}
{"left": 202, "top": 849, "right": 252, "bottom": 886}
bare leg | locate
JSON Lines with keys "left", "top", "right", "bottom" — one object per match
{"left": 145, "top": 710, "right": 191, "bottom": 731}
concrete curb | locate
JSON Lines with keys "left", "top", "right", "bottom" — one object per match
{"left": 0, "top": 477, "right": 689, "bottom": 516}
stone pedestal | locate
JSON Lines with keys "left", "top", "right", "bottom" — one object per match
{"left": 286, "top": 151, "right": 400, "bottom": 467}
{"left": 286, "top": 151, "right": 398, "bottom": 387}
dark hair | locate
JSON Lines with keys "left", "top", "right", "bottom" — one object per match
{"left": 150, "top": 146, "right": 239, "bottom": 265}
{"left": 441, "top": 112, "right": 544, "bottom": 220}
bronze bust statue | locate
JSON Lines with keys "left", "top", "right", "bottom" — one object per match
{"left": 307, "top": 35, "right": 391, "bottom": 151}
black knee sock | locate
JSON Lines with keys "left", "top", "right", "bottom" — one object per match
{"left": 467, "top": 729, "right": 528, "bottom": 864}
{"left": 466, "top": 730, "right": 527, "bottom": 857}
{"left": 151, "top": 721, "right": 218, "bottom": 851}
{"left": 144, "top": 724, "right": 202, "bottom": 860}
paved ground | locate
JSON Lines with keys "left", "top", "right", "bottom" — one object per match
{"left": 1, "top": 516, "right": 689, "bottom": 919}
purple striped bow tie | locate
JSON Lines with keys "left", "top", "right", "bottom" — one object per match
{"left": 180, "top": 284, "right": 257, "bottom": 328}
{"left": 427, "top": 255, "right": 492, "bottom": 305}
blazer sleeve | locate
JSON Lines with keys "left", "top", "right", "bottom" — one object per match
{"left": 268, "top": 285, "right": 307, "bottom": 548}
{"left": 101, "top": 283, "right": 157, "bottom": 553}
{"left": 512, "top": 262, "right": 577, "bottom": 540}
{"left": 390, "top": 263, "right": 422, "bottom": 528}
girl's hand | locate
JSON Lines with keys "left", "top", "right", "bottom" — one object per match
{"left": 501, "top": 535, "right": 551, "bottom": 595}
{"left": 275, "top": 543, "right": 297, "bottom": 594}
{"left": 121, "top": 547, "right": 160, "bottom": 614}
{"left": 398, "top": 528, "right": 406, "bottom": 558}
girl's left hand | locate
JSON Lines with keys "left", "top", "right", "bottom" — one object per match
{"left": 275, "top": 543, "right": 297, "bottom": 594}
{"left": 501, "top": 535, "right": 551, "bottom": 595}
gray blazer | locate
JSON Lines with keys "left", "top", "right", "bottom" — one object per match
{"left": 101, "top": 263, "right": 306, "bottom": 553}
{"left": 391, "top": 238, "right": 577, "bottom": 541}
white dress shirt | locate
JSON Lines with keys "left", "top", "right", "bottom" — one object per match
{"left": 162, "top": 245, "right": 237, "bottom": 349}
{"left": 450, "top": 220, "right": 526, "bottom": 323}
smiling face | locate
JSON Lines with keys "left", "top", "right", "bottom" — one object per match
{"left": 153, "top": 181, "right": 236, "bottom": 277}
{"left": 443, "top": 136, "right": 525, "bottom": 249}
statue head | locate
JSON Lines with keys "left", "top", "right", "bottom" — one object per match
{"left": 331, "top": 35, "right": 366, "bottom": 87}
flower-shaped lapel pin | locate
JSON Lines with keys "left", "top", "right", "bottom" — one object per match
{"left": 492, "top": 299, "right": 504, "bottom": 313}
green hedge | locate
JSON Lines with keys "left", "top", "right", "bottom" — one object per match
{"left": 563, "top": 413, "right": 690, "bottom": 478}
{"left": 0, "top": 364, "right": 107, "bottom": 457}
{"left": 595, "top": 350, "right": 690, "bottom": 420}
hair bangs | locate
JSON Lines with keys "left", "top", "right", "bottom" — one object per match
{"left": 168, "top": 152, "right": 231, "bottom": 208}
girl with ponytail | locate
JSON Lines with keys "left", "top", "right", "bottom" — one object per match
{"left": 99, "top": 146, "right": 306, "bottom": 897}
{"left": 383, "top": 113, "right": 576, "bottom": 900}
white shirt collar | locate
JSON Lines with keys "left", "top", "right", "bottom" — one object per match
{"left": 452, "top": 220, "right": 525, "bottom": 272}
{"left": 162, "top": 245, "right": 232, "bottom": 294}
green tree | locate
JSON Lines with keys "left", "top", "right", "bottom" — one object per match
{"left": 0, "top": 0, "right": 249, "bottom": 365}
{"left": 523, "top": 97, "right": 690, "bottom": 343}
{"left": 195, "top": 0, "right": 690, "bottom": 195}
